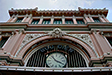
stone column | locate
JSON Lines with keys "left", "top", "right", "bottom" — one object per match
{"left": 62, "top": 15, "right": 65, "bottom": 24}
{"left": 50, "top": 15, "right": 54, "bottom": 24}
{"left": 10, "top": 15, "right": 18, "bottom": 22}
{"left": 72, "top": 15, "right": 77, "bottom": 24}
{"left": 88, "top": 14, "right": 94, "bottom": 22}
{"left": 38, "top": 15, "right": 43, "bottom": 24}
{"left": 98, "top": 14, "right": 106, "bottom": 22}
{"left": 84, "top": 14, "right": 91, "bottom": 22}
{"left": 102, "top": 14, "right": 110, "bottom": 22}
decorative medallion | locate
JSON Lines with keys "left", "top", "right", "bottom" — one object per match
{"left": 48, "top": 28, "right": 66, "bottom": 38}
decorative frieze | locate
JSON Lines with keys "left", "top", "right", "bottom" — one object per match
{"left": 0, "top": 32, "right": 12, "bottom": 36}
{"left": 19, "top": 34, "right": 47, "bottom": 49}
{"left": 104, "top": 33, "right": 112, "bottom": 37}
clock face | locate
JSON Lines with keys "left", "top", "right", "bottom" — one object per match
{"left": 46, "top": 53, "right": 67, "bottom": 68}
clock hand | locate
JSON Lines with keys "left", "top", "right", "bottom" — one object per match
{"left": 51, "top": 56, "right": 64, "bottom": 65}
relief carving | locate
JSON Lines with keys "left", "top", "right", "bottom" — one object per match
{"left": 19, "top": 34, "right": 46, "bottom": 50}
{"left": 48, "top": 28, "right": 66, "bottom": 38}
{"left": 68, "top": 34, "right": 94, "bottom": 50}
{"left": 104, "top": 33, "right": 112, "bottom": 37}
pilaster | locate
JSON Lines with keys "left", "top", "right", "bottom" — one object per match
{"left": 3, "top": 30, "right": 25, "bottom": 57}
{"left": 102, "top": 14, "right": 110, "bottom": 22}
{"left": 72, "top": 15, "right": 77, "bottom": 24}
{"left": 7, "top": 15, "right": 15, "bottom": 22}
{"left": 38, "top": 15, "right": 43, "bottom": 24}
{"left": 22, "top": 14, "right": 28, "bottom": 22}
{"left": 50, "top": 15, "right": 54, "bottom": 24}
{"left": 84, "top": 14, "right": 91, "bottom": 22}
{"left": 98, "top": 14, "right": 106, "bottom": 22}
{"left": 26, "top": 14, "right": 32, "bottom": 23}
{"left": 88, "top": 14, "right": 94, "bottom": 22}
{"left": 92, "top": 31, "right": 112, "bottom": 58}
{"left": 62, "top": 15, "right": 65, "bottom": 24}
{"left": 10, "top": 15, "right": 18, "bottom": 22}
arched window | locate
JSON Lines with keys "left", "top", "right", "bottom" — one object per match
{"left": 26, "top": 45, "right": 87, "bottom": 68}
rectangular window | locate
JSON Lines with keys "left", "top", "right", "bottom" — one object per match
{"left": 42, "top": 19, "right": 50, "bottom": 24}
{"left": 54, "top": 19, "right": 62, "bottom": 24}
{"left": 31, "top": 19, "right": 39, "bottom": 24}
{"left": 16, "top": 18, "right": 23, "bottom": 23}
{"left": 76, "top": 19, "right": 85, "bottom": 24}
{"left": 65, "top": 19, "right": 73, "bottom": 24}
{"left": 93, "top": 17, "right": 100, "bottom": 23}
{"left": 106, "top": 37, "right": 112, "bottom": 46}
{"left": 0, "top": 37, "right": 9, "bottom": 48}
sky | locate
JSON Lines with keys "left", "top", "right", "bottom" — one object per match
{"left": 0, "top": 0, "right": 112, "bottom": 22}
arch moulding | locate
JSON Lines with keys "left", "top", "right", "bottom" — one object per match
{"left": 16, "top": 35, "right": 97, "bottom": 59}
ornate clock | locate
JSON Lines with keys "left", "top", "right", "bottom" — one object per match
{"left": 46, "top": 53, "right": 67, "bottom": 68}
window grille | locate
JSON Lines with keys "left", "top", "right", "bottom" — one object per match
{"left": 31, "top": 20, "right": 39, "bottom": 24}
{"left": 26, "top": 47, "right": 87, "bottom": 67}
{"left": 65, "top": 19, "right": 73, "bottom": 24}
{"left": 76, "top": 19, "right": 85, "bottom": 24}
{"left": 54, "top": 19, "right": 62, "bottom": 24}
{"left": 16, "top": 18, "right": 23, "bottom": 23}
{"left": 93, "top": 18, "right": 101, "bottom": 22}
{"left": 42, "top": 19, "right": 50, "bottom": 24}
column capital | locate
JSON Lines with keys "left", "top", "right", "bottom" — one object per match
{"left": 51, "top": 15, "right": 54, "bottom": 19}
{"left": 98, "top": 14, "right": 102, "bottom": 18}
{"left": 72, "top": 15, "right": 76, "bottom": 19}
{"left": 62, "top": 15, "right": 65, "bottom": 19}
{"left": 84, "top": 14, "right": 88, "bottom": 17}
{"left": 102, "top": 14, "right": 106, "bottom": 18}
{"left": 40, "top": 15, "right": 44, "bottom": 20}
{"left": 88, "top": 14, "right": 92, "bottom": 17}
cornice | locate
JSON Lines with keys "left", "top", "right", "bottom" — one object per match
{"left": 87, "top": 22, "right": 112, "bottom": 27}
{"left": 0, "top": 22, "right": 29, "bottom": 26}
{"left": 9, "top": 7, "right": 108, "bottom": 17}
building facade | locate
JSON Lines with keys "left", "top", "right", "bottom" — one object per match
{"left": 0, "top": 7, "right": 112, "bottom": 75}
